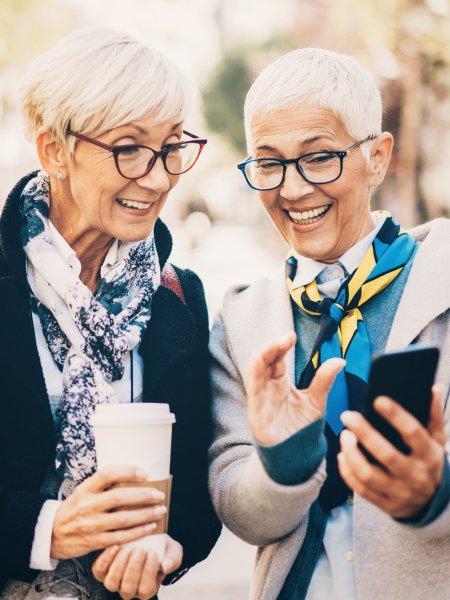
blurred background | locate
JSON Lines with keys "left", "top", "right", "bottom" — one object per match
{"left": 1, "top": 0, "right": 449, "bottom": 597}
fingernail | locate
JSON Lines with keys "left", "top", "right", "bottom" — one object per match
{"left": 162, "top": 559, "right": 173, "bottom": 572}
{"left": 433, "top": 382, "right": 445, "bottom": 394}
{"left": 340, "top": 411, "right": 351, "bottom": 424}
{"left": 144, "top": 522, "right": 157, "bottom": 533}
{"left": 375, "top": 396, "right": 390, "bottom": 410}
{"left": 151, "top": 490, "right": 165, "bottom": 501}
{"left": 155, "top": 505, "right": 167, "bottom": 516}
{"left": 135, "top": 469, "right": 148, "bottom": 480}
{"left": 342, "top": 429, "right": 356, "bottom": 444}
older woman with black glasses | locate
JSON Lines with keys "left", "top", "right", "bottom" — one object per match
{"left": 1, "top": 28, "right": 220, "bottom": 600}
{"left": 209, "top": 48, "right": 450, "bottom": 600}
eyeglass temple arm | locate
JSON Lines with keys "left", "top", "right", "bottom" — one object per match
{"left": 69, "top": 128, "right": 206, "bottom": 148}
{"left": 183, "top": 130, "right": 207, "bottom": 143}
{"left": 346, "top": 135, "right": 376, "bottom": 152}
{"left": 67, "top": 130, "right": 115, "bottom": 152}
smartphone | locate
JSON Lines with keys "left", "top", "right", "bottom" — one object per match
{"left": 359, "top": 345, "right": 440, "bottom": 459}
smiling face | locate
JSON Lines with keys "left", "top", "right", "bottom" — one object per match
{"left": 60, "top": 112, "right": 183, "bottom": 244}
{"left": 250, "top": 106, "right": 389, "bottom": 263}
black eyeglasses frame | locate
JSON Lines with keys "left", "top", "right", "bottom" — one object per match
{"left": 237, "top": 135, "right": 376, "bottom": 191}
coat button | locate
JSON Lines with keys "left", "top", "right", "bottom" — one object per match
{"left": 347, "top": 494, "right": 354, "bottom": 505}
{"left": 34, "top": 584, "right": 44, "bottom": 592}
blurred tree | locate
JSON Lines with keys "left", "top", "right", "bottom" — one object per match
{"left": 319, "top": 0, "right": 450, "bottom": 225}
{"left": 202, "top": 34, "right": 293, "bottom": 156}
{"left": 203, "top": 48, "right": 252, "bottom": 155}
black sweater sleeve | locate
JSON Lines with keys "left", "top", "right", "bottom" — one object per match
{"left": 164, "top": 268, "right": 222, "bottom": 585}
{"left": 0, "top": 485, "right": 51, "bottom": 582}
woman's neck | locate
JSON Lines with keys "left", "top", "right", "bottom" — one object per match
{"left": 49, "top": 207, "right": 114, "bottom": 293}
{"left": 74, "top": 235, "right": 114, "bottom": 292}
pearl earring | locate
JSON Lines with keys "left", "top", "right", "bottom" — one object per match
{"left": 56, "top": 172, "right": 65, "bottom": 180}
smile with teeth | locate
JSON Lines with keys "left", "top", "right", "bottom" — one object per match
{"left": 116, "top": 197, "right": 152, "bottom": 210}
{"left": 288, "top": 204, "right": 331, "bottom": 225}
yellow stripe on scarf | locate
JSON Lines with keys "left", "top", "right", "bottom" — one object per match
{"left": 312, "top": 351, "right": 319, "bottom": 368}
{"left": 359, "top": 268, "right": 402, "bottom": 305}
{"left": 346, "top": 243, "right": 376, "bottom": 304}
{"left": 339, "top": 307, "right": 362, "bottom": 357}
{"left": 287, "top": 277, "right": 322, "bottom": 316}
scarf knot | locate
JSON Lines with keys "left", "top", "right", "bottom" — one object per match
{"left": 319, "top": 298, "right": 345, "bottom": 324}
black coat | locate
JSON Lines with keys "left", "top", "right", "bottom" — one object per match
{"left": 0, "top": 172, "right": 221, "bottom": 589}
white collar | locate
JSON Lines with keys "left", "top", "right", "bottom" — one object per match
{"left": 291, "top": 211, "right": 386, "bottom": 288}
{"left": 47, "top": 219, "right": 119, "bottom": 278}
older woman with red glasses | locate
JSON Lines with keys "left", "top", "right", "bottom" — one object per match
{"left": 1, "top": 28, "right": 220, "bottom": 599}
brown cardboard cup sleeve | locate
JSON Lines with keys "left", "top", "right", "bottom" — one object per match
{"left": 114, "top": 475, "right": 173, "bottom": 535}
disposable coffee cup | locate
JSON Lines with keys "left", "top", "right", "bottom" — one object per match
{"left": 91, "top": 403, "right": 175, "bottom": 561}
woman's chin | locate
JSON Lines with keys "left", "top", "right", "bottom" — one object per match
{"left": 288, "top": 228, "right": 337, "bottom": 262}
{"left": 293, "top": 243, "right": 336, "bottom": 262}
{"left": 112, "top": 222, "right": 157, "bottom": 243}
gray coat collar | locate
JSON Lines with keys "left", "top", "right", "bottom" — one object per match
{"left": 386, "top": 218, "right": 450, "bottom": 349}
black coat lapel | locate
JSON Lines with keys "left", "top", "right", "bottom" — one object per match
{"left": 139, "top": 285, "right": 197, "bottom": 396}
{"left": 0, "top": 172, "right": 53, "bottom": 435}
{"left": 0, "top": 275, "right": 53, "bottom": 433}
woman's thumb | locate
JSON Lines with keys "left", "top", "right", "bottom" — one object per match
{"left": 308, "top": 358, "right": 346, "bottom": 404}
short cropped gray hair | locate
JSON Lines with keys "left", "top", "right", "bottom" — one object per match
{"left": 20, "top": 27, "right": 192, "bottom": 153}
{"left": 244, "top": 48, "right": 382, "bottom": 161}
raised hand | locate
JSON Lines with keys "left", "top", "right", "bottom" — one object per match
{"left": 244, "top": 332, "right": 345, "bottom": 446}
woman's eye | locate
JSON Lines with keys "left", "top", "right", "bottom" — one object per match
{"left": 304, "top": 153, "right": 334, "bottom": 165}
{"left": 164, "top": 143, "right": 184, "bottom": 155}
{"left": 256, "top": 161, "right": 281, "bottom": 170}
{"left": 116, "top": 146, "right": 140, "bottom": 156}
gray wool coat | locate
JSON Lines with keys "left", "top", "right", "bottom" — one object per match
{"left": 208, "top": 218, "right": 450, "bottom": 600}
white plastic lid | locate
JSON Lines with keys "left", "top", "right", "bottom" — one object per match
{"left": 91, "top": 402, "right": 175, "bottom": 426}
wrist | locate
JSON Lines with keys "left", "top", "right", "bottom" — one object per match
{"left": 252, "top": 413, "right": 322, "bottom": 447}
{"left": 257, "top": 417, "right": 326, "bottom": 485}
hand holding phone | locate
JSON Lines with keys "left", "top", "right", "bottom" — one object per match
{"left": 338, "top": 345, "right": 446, "bottom": 519}
{"left": 360, "top": 345, "right": 439, "bottom": 458}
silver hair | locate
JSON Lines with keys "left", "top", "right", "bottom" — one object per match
{"left": 244, "top": 47, "right": 382, "bottom": 162}
{"left": 20, "top": 27, "right": 192, "bottom": 154}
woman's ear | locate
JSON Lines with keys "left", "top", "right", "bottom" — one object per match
{"left": 36, "top": 127, "right": 69, "bottom": 179}
{"left": 368, "top": 132, "right": 394, "bottom": 187}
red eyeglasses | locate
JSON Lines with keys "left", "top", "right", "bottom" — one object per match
{"left": 67, "top": 129, "right": 207, "bottom": 180}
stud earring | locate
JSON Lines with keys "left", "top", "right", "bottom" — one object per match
{"left": 56, "top": 172, "right": 65, "bottom": 181}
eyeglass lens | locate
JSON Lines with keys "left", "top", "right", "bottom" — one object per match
{"left": 116, "top": 142, "right": 202, "bottom": 178}
{"left": 244, "top": 152, "right": 342, "bottom": 190}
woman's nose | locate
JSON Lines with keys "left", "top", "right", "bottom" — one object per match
{"left": 136, "top": 156, "right": 171, "bottom": 194}
{"left": 280, "top": 163, "right": 315, "bottom": 201}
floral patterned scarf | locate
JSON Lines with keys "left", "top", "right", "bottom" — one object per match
{"left": 20, "top": 171, "right": 160, "bottom": 482}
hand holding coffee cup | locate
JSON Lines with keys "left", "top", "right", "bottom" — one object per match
{"left": 50, "top": 465, "right": 167, "bottom": 560}
{"left": 91, "top": 403, "right": 176, "bottom": 561}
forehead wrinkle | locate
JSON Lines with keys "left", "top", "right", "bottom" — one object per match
{"left": 254, "top": 133, "right": 338, "bottom": 157}
{"left": 251, "top": 106, "right": 346, "bottom": 154}
{"left": 110, "top": 119, "right": 183, "bottom": 137}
